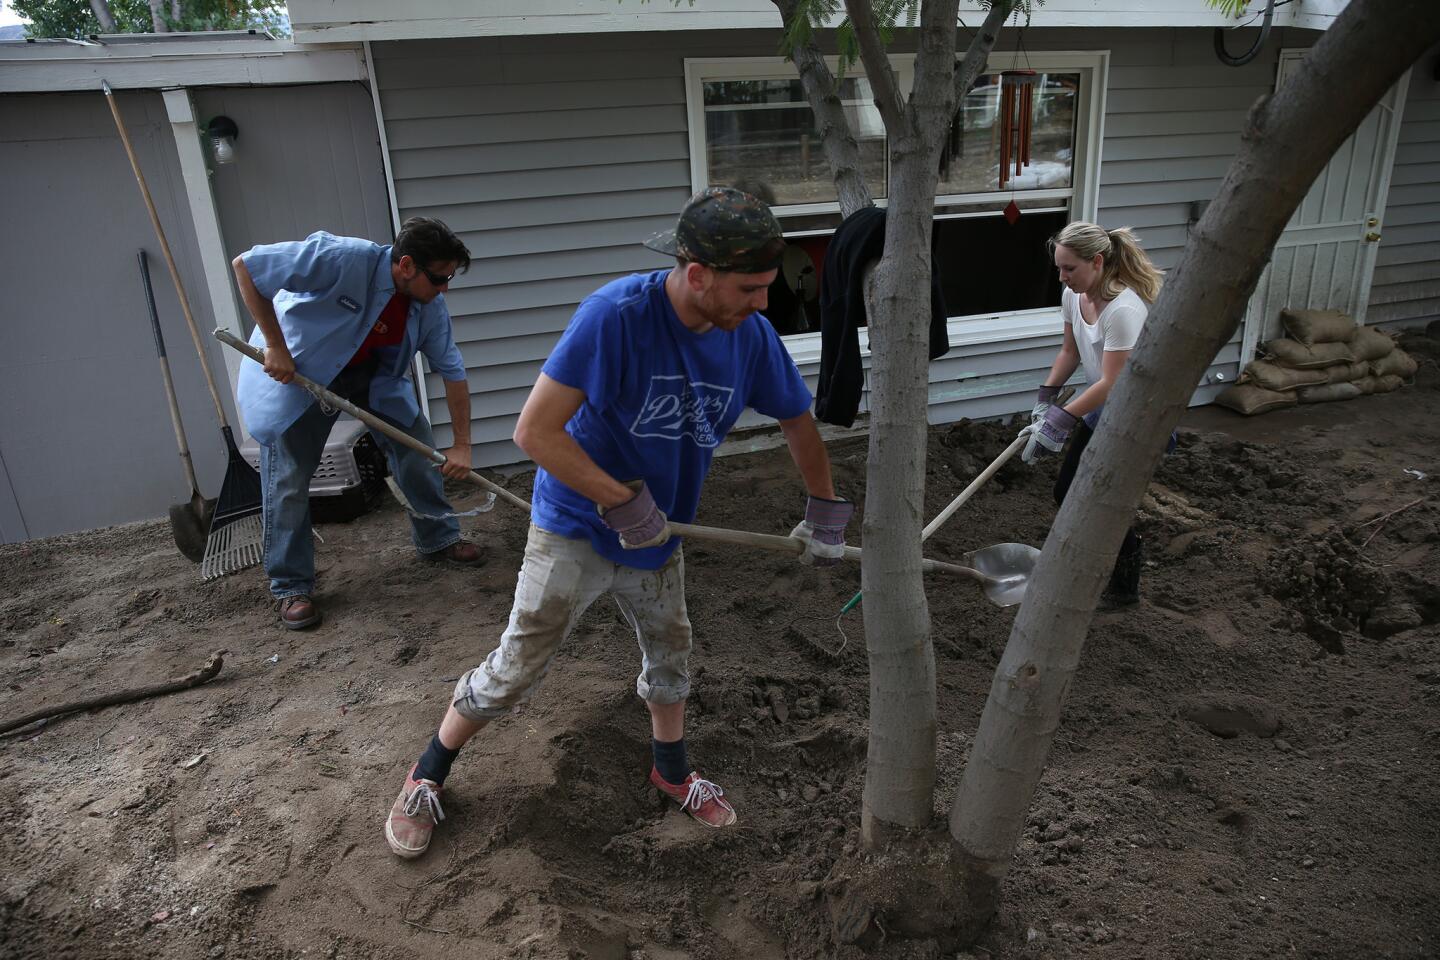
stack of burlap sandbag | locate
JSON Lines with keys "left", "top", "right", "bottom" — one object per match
{"left": 1216, "top": 308, "right": 1419, "bottom": 415}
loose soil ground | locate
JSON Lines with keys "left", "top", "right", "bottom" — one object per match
{"left": 3, "top": 334, "right": 1439, "bottom": 960}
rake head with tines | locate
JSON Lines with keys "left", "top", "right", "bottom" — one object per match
{"left": 200, "top": 426, "right": 264, "bottom": 580}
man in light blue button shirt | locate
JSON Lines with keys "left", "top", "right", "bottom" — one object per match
{"left": 232, "top": 218, "right": 484, "bottom": 630}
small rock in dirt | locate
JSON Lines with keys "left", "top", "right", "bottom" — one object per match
{"left": 149, "top": 910, "right": 170, "bottom": 924}
{"left": 1363, "top": 603, "right": 1422, "bottom": 639}
{"left": 209, "top": 947, "right": 226, "bottom": 959}
{"left": 1178, "top": 693, "right": 1283, "bottom": 738}
{"left": 1302, "top": 857, "right": 1316, "bottom": 868}
{"left": 802, "top": 785, "right": 819, "bottom": 802}
{"left": 828, "top": 889, "right": 872, "bottom": 944}
{"left": 766, "top": 686, "right": 789, "bottom": 723}
{"left": 1041, "top": 821, "right": 1067, "bottom": 842}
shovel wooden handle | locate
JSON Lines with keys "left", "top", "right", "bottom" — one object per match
{"left": 216, "top": 328, "right": 982, "bottom": 584}
{"left": 669, "top": 521, "right": 984, "bottom": 583}
{"left": 213, "top": 328, "right": 531, "bottom": 514}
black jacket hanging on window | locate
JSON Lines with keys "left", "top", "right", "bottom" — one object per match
{"left": 815, "top": 206, "right": 950, "bottom": 428}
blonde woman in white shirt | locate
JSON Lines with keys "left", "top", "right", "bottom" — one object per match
{"left": 1019, "top": 221, "right": 1165, "bottom": 605}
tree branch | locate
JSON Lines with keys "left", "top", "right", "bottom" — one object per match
{"left": 845, "top": 0, "right": 907, "bottom": 132}
{"left": 89, "top": 0, "right": 117, "bottom": 32}
{"left": 772, "top": 0, "right": 875, "bottom": 216}
{"left": 0, "top": 651, "right": 225, "bottom": 736}
{"left": 952, "top": 1, "right": 1015, "bottom": 108}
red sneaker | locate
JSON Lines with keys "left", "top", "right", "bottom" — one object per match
{"left": 649, "top": 768, "right": 737, "bottom": 828}
{"left": 385, "top": 767, "right": 445, "bottom": 859}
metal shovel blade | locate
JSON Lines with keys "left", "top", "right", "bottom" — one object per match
{"left": 965, "top": 542, "right": 1039, "bottom": 607}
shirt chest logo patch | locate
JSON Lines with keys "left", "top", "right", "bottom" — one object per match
{"left": 337, "top": 295, "right": 362, "bottom": 313}
{"left": 630, "top": 375, "right": 734, "bottom": 449}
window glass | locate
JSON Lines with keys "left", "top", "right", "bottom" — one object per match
{"left": 938, "top": 72, "right": 1079, "bottom": 195}
{"left": 703, "top": 77, "right": 887, "bottom": 205}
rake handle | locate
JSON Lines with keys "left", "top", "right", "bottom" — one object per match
{"left": 213, "top": 328, "right": 530, "bottom": 514}
{"left": 103, "top": 80, "right": 231, "bottom": 429}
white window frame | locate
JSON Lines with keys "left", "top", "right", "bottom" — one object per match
{"left": 683, "top": 50, "right": 1110, "bottom": 352}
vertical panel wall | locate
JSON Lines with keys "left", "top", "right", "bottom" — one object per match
{"left": 372, "top": 27, "right": 1368, "bottom": 466}
{"left": 0, "top": 91, "right": 229, "bottom": 542}
{"left": 1368, "top": 46, "right": 1440, "bottom": 330}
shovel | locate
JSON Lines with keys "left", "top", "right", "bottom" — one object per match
{"left": 671, "top": 520, "right": 1037, "bottom": 607}
{"left": 215, "top": 328, "right": 1033, "bottom": 606}
{"left": 840, "top": 433, "right": 1028, "bottom": 614}
{"left": 139, "top": 250, "right": 215, "bottom": 562}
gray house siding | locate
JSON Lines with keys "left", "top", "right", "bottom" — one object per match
{"left": 0, "top": 90, "right": 231, "bottom": 543}
{"left": 372, "top": 27, "right": 1357, "bottom": 467}
{"left": 0, "top": 82, "right": 394, "bottom": 544}
{"left": 1367, "top": 48, "right": 1440, "bottom": 330}
{"left": 194, "top": 82, "right": 394, "bottom": 284}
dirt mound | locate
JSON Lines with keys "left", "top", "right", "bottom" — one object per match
{"left": 3, "top": 388, "right": 1440, "bottom": 959}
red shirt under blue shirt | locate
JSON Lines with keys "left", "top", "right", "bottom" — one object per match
{"left": 347, "top": 293, "right": 410, "bottom": 367}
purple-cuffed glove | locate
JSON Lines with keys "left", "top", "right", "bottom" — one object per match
{"left": 789, "top": 495, "right": 854, "bottom": 566}
{"left": 1031, "top": 384, "right": 1061, "bottom": 424}
{"left": 598, "top": 480, "right": 671, "bottom": 549}
{"left": 1020, "top": 405, "right": 1078, "bottom": 464}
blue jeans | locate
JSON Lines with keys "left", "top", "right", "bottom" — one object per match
{"left": 259, "top": 389, "right": 462, "bottom": 600}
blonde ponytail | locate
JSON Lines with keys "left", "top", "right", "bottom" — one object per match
{"left": 1050, "top": 221, "right": 1165, "bottom": 303}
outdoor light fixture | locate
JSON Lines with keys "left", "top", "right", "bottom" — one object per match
{"left": 207, "top": 115, "right": 239, "bottom": 165}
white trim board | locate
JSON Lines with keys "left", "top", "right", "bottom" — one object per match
{"left": 0, "top": 39, "right": 365, "bottom": 93}
{"left": 161, "top": 87, "right": 250, "bottom": 439}
{"left": 288, "top": 0, "right": 1348, "bottom": 44}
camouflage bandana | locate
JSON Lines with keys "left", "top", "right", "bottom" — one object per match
{"left": 643, "top": 187, "right": 786, "bottom": 273}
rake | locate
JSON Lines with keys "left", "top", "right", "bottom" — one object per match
{"left": 103, "top": 80, "right": 263, "bottom": 579}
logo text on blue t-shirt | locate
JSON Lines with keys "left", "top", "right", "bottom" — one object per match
{"left": 630, "top": 375, "right": 734, "bottom": 449}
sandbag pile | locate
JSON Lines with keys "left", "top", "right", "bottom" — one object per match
{"left": 1216, "top": 308, "right": 1418, "bottom": 416}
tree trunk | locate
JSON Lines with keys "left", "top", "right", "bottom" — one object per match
{"left": 148, "top": 0, "right": 170, "bottom": 32}
{"left": 844, "top": 0, "right": 965, "bottom": 843}
{"left": 948, "top": 0, "right": 1440, "bottom": 924}
{"left": 88, "top": 0, "right": 117, "bottom": 32}
{"left": 842, "top": 0, "right": 1015, "bottom": 845}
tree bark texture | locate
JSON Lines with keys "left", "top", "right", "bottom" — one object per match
{"left": 771, "top": 0, "right": 875, "bottom": 218}
{"left": 148, "top": 0, "right": 170, "bottom": 32}
{"left": 948, "top": 0, "right": 1440, "bottom": 917}
{"left": 847, "top": 0, "right": 963, "bottom": 842}
{"left": 89, "top": 0, "right": 117, "bottom": 32}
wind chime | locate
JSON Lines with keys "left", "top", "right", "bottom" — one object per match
{"left": 997, "top": 69, "right": 1037, "bottom": 224}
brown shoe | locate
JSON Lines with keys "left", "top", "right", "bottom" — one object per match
{"left": 386, "top": 767, "right": 445, "bottom": 859}
{"left": 278, "top": 595, "right": 321, "bottom": 630}
{"left": 426, "top": 540, "right": 485, "bottom": 567}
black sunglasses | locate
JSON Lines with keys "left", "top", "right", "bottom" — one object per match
{"left": 419, "top": 264, "right": 456, "bottom": 287}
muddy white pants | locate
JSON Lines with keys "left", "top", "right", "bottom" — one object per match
{"left": 451, "top": 524, "right": 693, "bottom": 721}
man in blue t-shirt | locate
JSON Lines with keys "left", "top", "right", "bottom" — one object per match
{"left": 232, "top": 218, "right": 485, "bottom": 631}
{"left": 385, "top": 188, "right": 854, "bottom": 859}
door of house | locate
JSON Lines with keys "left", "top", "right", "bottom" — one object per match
{"left": 1240, "top": 52, "right": 1410, "bottom": 363}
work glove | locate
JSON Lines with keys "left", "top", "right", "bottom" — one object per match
{"left": 1020, "top": 405, "right": 1078, "bottom": 464}
{"left": 598, "top": 480, "right": 671, "bottom": 549}
{"left": 790, "top": 495, "right": 854, "bottom": 566}
{"left": 1031, "top": 384, "right": 1061, "bottom": 424}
